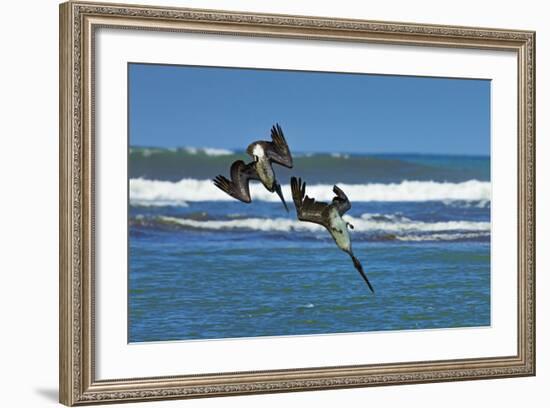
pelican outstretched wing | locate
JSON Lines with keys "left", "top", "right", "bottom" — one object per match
{"left": 213, "top": 160, "right": 259, "bottom": 203}
{"left": 265, "top": 123, "right": 293, "bottom": 168}
{"left": 332, "top": 185, "right": 351, "bottom": 215}
{"left": 291, "top": 177, "right": 328, "bottom": 227}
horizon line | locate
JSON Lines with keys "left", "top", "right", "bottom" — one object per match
{"left": 129, "top": 145, "right": 490, "bottom": 158}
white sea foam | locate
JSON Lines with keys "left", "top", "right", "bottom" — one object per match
{"left": 159, "top": 216, "right": 321, "bottom": 232}
{"left": 158, "top": 213, "right": 490, "bottom": 234}
{"left": 184, "top": 147, "right": 234, "bottom": 156}
{"left": 356, "top": 213, "right": 490, "bottom": 232}
{"left": 129, "top": 178, "right": 491, "bottom": 206}
{"left": 131, "top": 147, "right": 233, "bottom": 156}
{"left": 131, "top": 199, "right": 189, "bottom": 207}
{"left": 395, "top": 232, "right": 490, "bottom": 242}
{"left": 201, "top": 147, "right": 234, "bottom": 156}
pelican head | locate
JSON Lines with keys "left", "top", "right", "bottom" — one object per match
{"left": 246, "top": 142, "right": 265, "bottom": 162}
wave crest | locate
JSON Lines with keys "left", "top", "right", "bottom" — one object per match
{"left": 185, "top": 147, "right": 234, "bottom": 156}
{"left": 130, "top": 178, "right": 491, "bottom": 206}
{"left": 153, "top": 213, "right": 490, "bottom": 234}
{"left": 130, "top": 147, "right": 234, "bottom": 157}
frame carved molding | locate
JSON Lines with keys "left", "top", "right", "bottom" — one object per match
{"left": 60, "top": 1, "right": 535, "bottom": 405}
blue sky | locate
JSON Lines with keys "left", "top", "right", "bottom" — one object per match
{"left": 129, "top": 63, "right": 490, "bottom": 155}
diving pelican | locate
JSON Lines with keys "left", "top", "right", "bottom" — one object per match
{"left": 213, "top": 124, "right": 293, "bottom": 211}
{"left": 290, "top": 177, "right": 374, "bottom": 293}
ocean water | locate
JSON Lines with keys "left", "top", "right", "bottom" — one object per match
{"left": 128, "top": 148, "right": 490, "bottom": 342}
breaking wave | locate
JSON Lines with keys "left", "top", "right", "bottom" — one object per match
{"left": 154, "top": 214, "right": 489, "bottom": 233}
{"left": 184, "top": 147, "right": 234, "bottom": 156}
{"left": 130, "top": 146, "right": 234, "bottom": 157}
{"left": 394, "top": 232, "right": 489, "bottom": 242}
{"left": 129, "top": 178, "right": 491, "bottom": 207}
{"left": 130, "top": 212, "right": 489, "bottom": 242}
{"left": 131, "top": 211, "right": 489, "bottom": 241}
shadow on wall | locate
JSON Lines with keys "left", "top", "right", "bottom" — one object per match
{"left": 34, "top": 388, "right": 58, "bottom": 402}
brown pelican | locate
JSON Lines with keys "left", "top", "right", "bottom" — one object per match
{"left": 213, "top": 124, "right": 293, "bottom": 211}
{"left": 291, "top": 177, "right": 374, "bottom": 293}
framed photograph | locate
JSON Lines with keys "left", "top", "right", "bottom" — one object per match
{"left": 59, "top": 1, "right": 536, "bottom": 405}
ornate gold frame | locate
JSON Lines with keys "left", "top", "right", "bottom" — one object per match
{"left": 59, "top": 1, "right": 536, "bottom": 405}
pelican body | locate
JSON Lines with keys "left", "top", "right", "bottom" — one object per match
{"left": 291, "top": 177, "right": 374, "bottom": 293}
{"left": 213, "top": 124, "right": 293, "bottom": 211}
{"left": 247, "top": 143, "right": 276, "bottom": 191}
{"left": 327, "top": 207, "right": 352, "bottom": 253}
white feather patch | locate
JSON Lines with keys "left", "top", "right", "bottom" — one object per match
{"left": 252, "top": 144, "right": 265, "bottom": 158}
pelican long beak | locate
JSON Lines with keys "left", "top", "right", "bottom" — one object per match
{"left": 274, "top": 182, "right": 289, "bottom": 212}
{"left": 349, "top": 252, "right": 374, "bottom": 293}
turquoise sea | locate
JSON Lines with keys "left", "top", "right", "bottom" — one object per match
{"left": 128, "top": 148, "right": 490, "bottom": 342}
